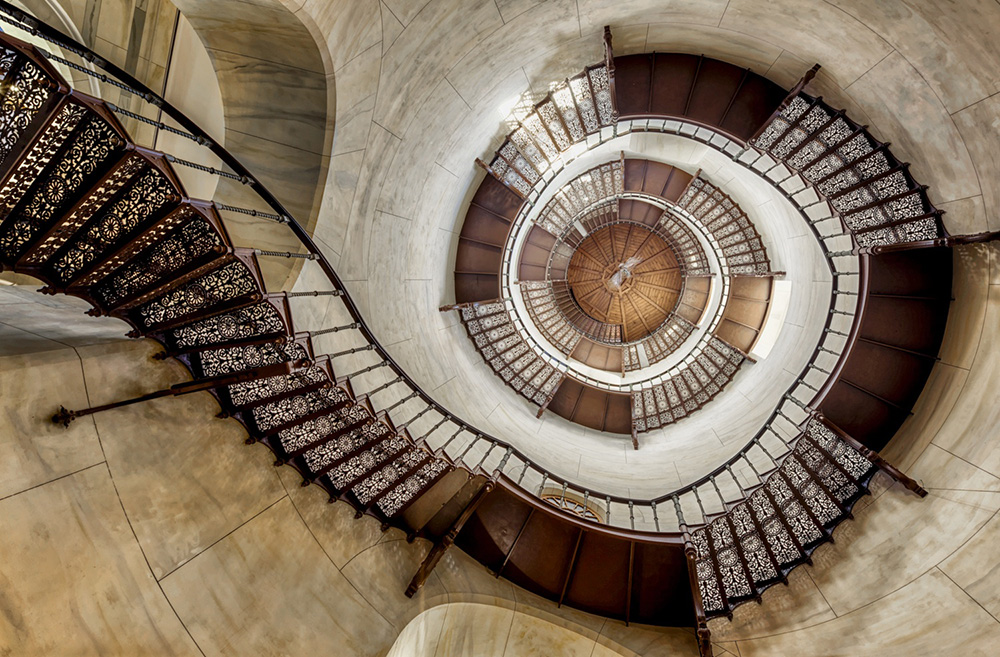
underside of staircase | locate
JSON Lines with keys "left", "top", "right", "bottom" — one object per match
{"left": 0, "top": 16, "right": 986, "bottom": 657}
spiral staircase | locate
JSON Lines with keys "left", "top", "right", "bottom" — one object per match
{"left": 0, "top": 10, "right": 995, "bottom": 657}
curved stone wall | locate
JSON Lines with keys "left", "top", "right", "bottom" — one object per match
{"left": 2, "top": 1, "right": 1000, "bottom": 655}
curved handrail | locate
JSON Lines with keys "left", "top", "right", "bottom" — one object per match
{"left": 0, "top": 4, "right": 866, "bottom": 530}
{"left": 0, "top": 1, "right": 550, "bottom": 489}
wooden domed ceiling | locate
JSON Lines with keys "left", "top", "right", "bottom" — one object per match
{"left": 566, "top": 223, "right": 681, "bottom": 343}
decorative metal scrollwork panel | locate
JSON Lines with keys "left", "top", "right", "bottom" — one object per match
{"left": 632, "top": 337, "right": 746, "bottom": 433}
{"left": 0, "top": 108, "right": 121, "bottom": 262}
{"left": 168, "top": 302, "right": 285, "bottom": 349}
{"left": 137, "top": 260, "right": 257, "bottom": 328}
{"left": 751, "top": 91, "right": 943, "bottom": 247}
{"left": 92, "top": 211, "right": 223, "bottom": 307}
{"left": 377, "top": 458, "right": 449, "bottom": 517}
{"left": 49, "top": 167, "right": 174, "bottom": 283}
{"left": 0, "top": 51, "right": 52, "bottom": 166}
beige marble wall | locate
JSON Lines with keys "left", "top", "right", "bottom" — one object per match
{"left": 4, "top": 0, "right": 1000, "bottom": 655}
{"left": 0, "top": 334, "right": 701, "bottom": 655}
{"left": 385, "top": 602, "right": 697, "bottom": 657}
{"left": 706, "top": 243, "right": 1000, "bottom": 654}
{"left": 279, "top": 0, "right": 1000, "bottom": 652}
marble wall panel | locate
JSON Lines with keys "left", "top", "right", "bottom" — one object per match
{"left": 938, "top": 244, "right": 991, "bottom": 370}
{"left": 381, "top": 0, "right": 432, "bottom": 27}
{"left": 375, "top": 78, "right": 471, "bottom": 219}
{"left": 495, "top": 0, "right": 548, "bottom": 25}
{"left": 436, "top": 546, "right": 518, "bottom": 608}
{"left": 931, "top": 285, "right": 1000, "bottom": 478}
{"left": 939, "top": 512, "right": 1000, "bottom": 622}
{"left": 275, "top": 466, "right": 385, "bottom": 568}
{"left": 209, "top": 49, "right": 327, "bottom": 156}
{"left": 0, "top": 349, "right": 102, "bottom": 499}
{"left": 518, "top": 31, "right": 606, "bottom": 98}
{"left": 330, "top": 43, "right": 381, "bottom": 157}
{"left": 340, "top": 537, "right": 450, "bottom": 630}
{"left": 336, "top": 124, "right": 402, "bottom": 281}
{"left": 175, "top": 0, "right": 324, "bottom": 73}
{"left": 298, "top": 0, "right": 381, "bottom": 71}
{"left": 939, "top": 195, "right": 989, "bottom": 237}
{"left": 825, "top": 0, "right": 1000, "bottom": 114}
{"left": 446, "top": 0, "right": 580, "bottom": 107}
{"left": 435, "top": 67, "right": 530, "bottom": 178}
{"left": 380, "top": 2, "right": 405, "bottom": 55}
{"left": 0, "top": 287, "right": 126, "bottom": 351}
{"left": 721, "top": 0, "right": 893, "bottom": 88}
{"left": 736, "top": 570, "right": 1000, "bottom": 656}
{"left": 845, "top": 51, "right": 979, "bottom": 204}
{"left": 880, "top": 363, "right": 969, "bottom": 472}
{"left": 365, "top": 211, "right": 413, "bottom": 345}
{"left": 0, "top": 466, "right": 200, "bottom": 656}
{"left": 596, "top": 620, "right": 700, "bottom": 657}
{"left": 91, "top": 379, "right": 287, "bottom": 578}
{"left": 316, "top": 149, "right": 367, "bottom": 256}
{"left": 954, "top": 94, "right": 1000, "bottom": 232}
{"left": 436, "top": 603, "right": 516, "bottom": 656}
{"left": 161, "top": 497, "right": 396, "bottom": 656}
{"left": 0, "top": 319, "right": 67, "bottom": 356}
{"left": 503, "top": 610, "right": 599, "bottom": 656}
{"left": 155, "top": 14, "right": 224, "bottom": 202}
{"left": 806, "top": 445, "right": 1000, "bottom": 615}
{"left": 577, "top": 0, "right": 728, "bottom": 34}
{"left": 396, "top": 280, "right": 461, "bottom": 390}
{"left": 709, "top": 567, "right": 836, "bottom": 640}
{"left": 384, "top": 603, "right": 449, "bottom": 657}
{"left": 373, "top": 0, "right": 503, "bottom": 136}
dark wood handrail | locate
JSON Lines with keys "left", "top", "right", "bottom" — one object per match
{"left": 0, "top": 7, "right": 877, "bottom": 528}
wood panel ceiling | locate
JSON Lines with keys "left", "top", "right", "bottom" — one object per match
{"left": 566, "top": 224, "right": 681, "bottom": 342}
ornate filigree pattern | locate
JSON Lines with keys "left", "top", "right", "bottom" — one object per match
{"left": 639, "top": 315, "right": 697, "bottom": 367}
{"left": 693, "top": 424, "right": 878, "bottom": 619}
{"left": 227, "top": 366, "right": 327, "bottom": 408}
{"left": 751, "top": 91, "right": 943, "bottom": 247}
{"left": 327, "top": 433, "right": 409, "bottom": 490}
{"left": 0, "top": 108, "right": 121, "bottom": 261}
{"left": 49, "top": 168, "right": 174, "bottom": 283}
{"left": 196, "top": 342, "right": 308, "bottom": 378}
{"left": 520, "top": 281, "right": 581, "bottom": 355}
{"left": 251, "top": 386, "right": 350, "bottom": 433}
{"left": 168, "top": 302, "right": 285, "bottom": 349}
{"left": 352, "top": 448, "right": 427, "bottom": 505}
{"left": 487, "top": 62, "right": 614, "bottom": 193}
{"left": 657, "top": 211, "right": 711, "bottom": 276}
{"left": 23, "top": 155, "right": 145, "bottom": 265}
{"left": 279, "top": 402, "right": 370, "bottom": 455}
{"left": 588, "top": 65, "right": 615, "bottom": 126}
{"left": 377, "top": 458, "right": 449, "bottom": 517}
{"left": 535, "top": 160, "right": 623, "bottom": 237}
{"left": 136, "top": 260, "right": 257, "bottom": 328}
{"left": 461, "top": 300, "right": 562, "bottom": 406}
{"left": 301, "top": 420, "right": 391, "bottom": 474}
{"left": 631, "top": 337, "right": 745, "bottom": 432}
{"left": 676, "top": 176, "right": 771, "bottom": 275}
{"left": 92, "top": 211, "right": 222, "bottom": 307}
{"left": 0, "top": 52, "right": 52, "bottom": 166}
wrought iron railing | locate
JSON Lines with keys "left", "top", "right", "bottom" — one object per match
{"left": 0, "top": 3, "right": 865, "bottom": 534}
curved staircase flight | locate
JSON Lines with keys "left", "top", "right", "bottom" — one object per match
{"left": 0, "top": 15, "right": 989, "bottom": 657}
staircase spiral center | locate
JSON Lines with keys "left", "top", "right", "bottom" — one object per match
{"left": 566, "top": 223, "right": 680, "bottom": 343}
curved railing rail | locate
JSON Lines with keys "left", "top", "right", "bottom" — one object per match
{"left": 0, "top": 4, "right": 863, "bottom": 533}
